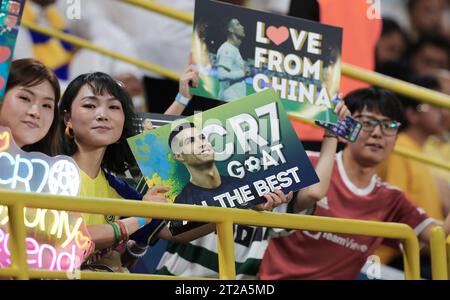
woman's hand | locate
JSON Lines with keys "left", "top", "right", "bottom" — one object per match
{"left": 179, "top": 54, "right": 199, "bottom": 100}
{"left": 141, "top": 185, "right": 169, "bottom": 224}
{"left": 143, "top": 185, "right": 169, "bottom": 203}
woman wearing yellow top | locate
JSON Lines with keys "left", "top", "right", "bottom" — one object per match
{"left": 58, "top": 71, "right": 291, "bottom": 272}
{"left": 58, "top": 72, "right": 173, "bottom": 272}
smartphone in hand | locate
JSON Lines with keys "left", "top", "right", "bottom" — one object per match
{"left": 315, "top": 116, "right": 362, "bottom": 143}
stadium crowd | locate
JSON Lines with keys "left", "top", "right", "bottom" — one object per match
{"left": 2, "top": 0, "right": 450, "bottom": 280}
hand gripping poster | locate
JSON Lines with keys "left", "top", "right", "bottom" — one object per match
{"left": 128, "top": 89, "right": 319, "bottom": 235}
{"left": 190, "top": 0, "right": 343, "bottom": 123}
{"left": 0, "top": 127, "right": 93, "bottom": 272}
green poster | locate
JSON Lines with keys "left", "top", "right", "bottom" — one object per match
{"left": 128, "top": 89, "right": 319, "bottom": 235}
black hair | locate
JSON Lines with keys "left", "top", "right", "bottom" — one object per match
{"left": 409, "top": 34, "right": 450, "bottom": 60}
{"left": 344, "top": 87, "right": 405, "bottom": 126}
{"left": 375, "top": 60, "right": 413, "bottom": 81}
{"left": 168, "top": 122, "right": 196, "bottom": 151}
{"left": 58, "top": 72, "right": 137, "bottom": 174}
{"left": 381, "top": 18, "right": 407, "bottom": 38}
{"left": 225, "top": 17, "right": 240, "bottom": 35}
{"left": 407, "top": 0, "right": 424, "bottom": 12}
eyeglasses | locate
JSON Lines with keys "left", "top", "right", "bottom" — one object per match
{"left": 353, "top": 115, "right": 401, "bottom": 136}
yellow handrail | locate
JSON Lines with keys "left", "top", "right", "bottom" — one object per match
{"left": 447, "top": 235, "right": 450, "bottom": 277}
{"left": 118, "top": 0, "right": 193, "bottom": 24}
{"left": 429, "top": 226, "right": 448, "bottom": 280}
{"left": 20, "top": 20, "right": 180, "bottom": 81}
{"left": 0, "top": 189, "right": 422, "bottom": 280}
{"left": 393, "top": 146, "right": 450, "bottom": 172}
{"left": 341, "top": 64, "right": 450, "bottom": 110}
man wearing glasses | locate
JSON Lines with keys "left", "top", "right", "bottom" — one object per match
{"left": 376, "top": 75, "right": 447, "bottom": 278}
{"left": 259, "top": 87, "right": 450, "bottom": 280}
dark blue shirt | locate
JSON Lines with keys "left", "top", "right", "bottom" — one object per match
{"left": 169, "top": 176, "right": 265, "bottom": 235}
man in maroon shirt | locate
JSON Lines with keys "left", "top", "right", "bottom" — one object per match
{"left": 259, "top": 87, "right": 450, "bottom": 280}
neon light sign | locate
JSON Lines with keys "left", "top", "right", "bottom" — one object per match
{"left": 0, "top": 128, "right": 80, "bottom": 194}
{"left": 0, "top": 126, "right": 93, "bottom": 271}
{"left": 0, "top": 206, "right": 85, "bottom": 248}
{"left": 0, "top": 228, "right": 88, "bottom": 271}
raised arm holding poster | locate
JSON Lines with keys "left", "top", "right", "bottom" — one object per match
{"left": 128, "top": 89, "right": 319, "bottom": 235}
{"left": 191, "top": 0, "right": 343, "bottom": 124}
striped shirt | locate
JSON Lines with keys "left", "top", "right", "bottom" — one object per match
{"left": 155, "top": 201, "right": 312, "bottom": 279}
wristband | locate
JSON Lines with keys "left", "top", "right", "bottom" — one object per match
{"left": 323, "top": 129, "right": 337, "bottom": 138}
{"left": 175, "top": 92, "right": 190, "bottom": 106}
{"left": 323, "top": 133, "right": 338, "bottom": 139}
{"left": 110, "top": 222, "right": 120, "bottom": 246}
{"left": 116, "top": 220, "right": 129, "bottom": 242}
{"left": 126, "top": 243, "right": 148, "bottom": 258}
{"left": 137, "top": 217, "right": 146, "bottom": 229}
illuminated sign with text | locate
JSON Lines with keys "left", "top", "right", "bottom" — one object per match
{"left": 0, "top": 127, "right": 92, "bottom": 272}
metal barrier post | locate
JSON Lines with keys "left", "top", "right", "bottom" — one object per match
{"left": 216, "top": 221, "right": 236, "bottom": 280}
{"left": 400, "top": 233, "right": 421, "bottom": 280}
{"left": 7, "top": 204, "right": 29, "bottom": 280}
{"left": 447, "top": 235, "right": 450, "bottom": 278}
{"left": 429, "top": 226, "right": 448, "bottom": 280}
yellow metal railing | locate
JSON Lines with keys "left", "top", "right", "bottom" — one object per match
{"left": 20, "top": 20, "right": 180, "bottom": 81}
{"left": 447, "top": 235, "right": 450, "bottom": 278}
{"left": 341, "top": 64, "right": 450, "bottom": 110}
{"left": 429, "top": 226, "right": 448, "bottom": 280}
{"left": 0, "top": 189, "right": 423, "bottom": 280}
{"left": 119, "top": 0, "right": 193, "bottom": 24}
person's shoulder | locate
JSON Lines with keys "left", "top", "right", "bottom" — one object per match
{"left": 217, "top": 41, "right": 229, "bottom": 51}
{"left": 173, "top": 181, "right": 196, "bottom": 203}
{"left": 218, "top": 42, "right": 236, "bottom": 54}
{"left": 103, "top": 171, "right": 143, "bottom": 200}
{"left": 375, "top": 178, "right": 406, "bottom": 200}
{"left": 221, "top": 175, "right": 251, "bottom": 188}
{"left": 175, "top": 181, "right": 192, "bottom": 195}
